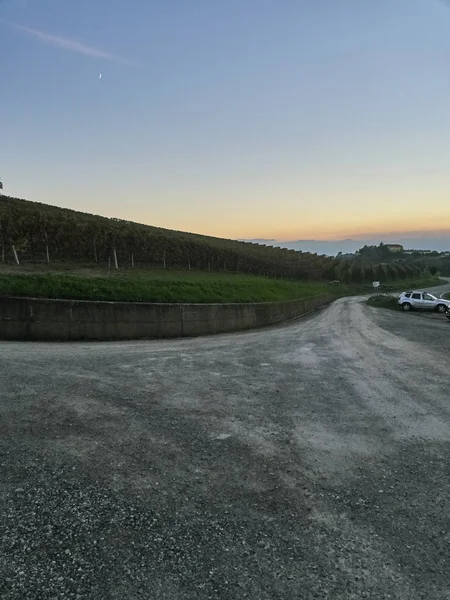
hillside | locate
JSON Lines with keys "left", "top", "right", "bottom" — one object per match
{"left": 0, "top": 195, "right": 429, "bottom": 286}
{"left": 0, "top": 196, "right": 337, "bottom": 281}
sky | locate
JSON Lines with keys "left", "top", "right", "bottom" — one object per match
{"left": 1, "top": 0, "right": 450, "bottom": 243}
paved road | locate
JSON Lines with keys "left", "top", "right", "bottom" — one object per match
{"left": 1, "top": 282, "right": 450, "bottom": 600}
{"left": 419, "top": 277, "right": 450, "bottom": 298}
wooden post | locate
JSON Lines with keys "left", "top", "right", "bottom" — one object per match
{"left": 113, "top": 247, "right": 119, "bottom": 270}
{"left": 12, "top": 245, "right": 19, "bottom": 265}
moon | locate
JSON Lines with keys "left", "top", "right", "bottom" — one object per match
{"left": 99, "top": 73, "right": 102, "bottom": 79}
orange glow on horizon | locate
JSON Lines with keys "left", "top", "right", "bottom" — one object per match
{"left": 135, "top": 204, "right": 450, "bottom": 242}
{"left": 188, "top": 221, "right": 450, "bottom": 243}
{"left": 23, "top": 188, "right": 450, "bottom": 244}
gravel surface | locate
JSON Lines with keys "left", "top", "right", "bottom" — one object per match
{"left": 1, "top": 281, "right": 450, "bottom": 599}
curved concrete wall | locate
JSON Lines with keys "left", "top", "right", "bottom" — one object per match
{"left": 0, "top": 294, "right": 335, "bottom": 341}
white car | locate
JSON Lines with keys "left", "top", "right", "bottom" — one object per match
{"left": 398, "top": 291, "right": 450, "bottom": 313}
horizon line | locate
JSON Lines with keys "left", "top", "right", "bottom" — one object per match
{"left": 243, "top": 230, "right": 450, "bottom": 243}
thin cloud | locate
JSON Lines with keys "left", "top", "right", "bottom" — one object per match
{"left": 13, "top": 24, "right": 136, "bottom": 67}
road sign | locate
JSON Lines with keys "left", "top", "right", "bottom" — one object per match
{"left": 372, "top": 281, "right": 380, "bottom": 288}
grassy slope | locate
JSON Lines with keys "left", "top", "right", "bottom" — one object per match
{"left": 0, "top": 265, "right": 441, "bottom": 305}
{"left": 0, "top": 267, "right": 334, "bottom": 303}
{"left": 384, "top": 276, "right": 442, "bottom": 293}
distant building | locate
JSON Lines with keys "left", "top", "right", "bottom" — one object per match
{"left": 385, "top": 243, "right": 403, "bottom": 253}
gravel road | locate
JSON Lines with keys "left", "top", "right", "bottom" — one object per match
{"left": 1, "top": 282, "right": 450, "bottom": 599}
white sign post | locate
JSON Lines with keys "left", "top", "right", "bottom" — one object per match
{"left": 373, "top": 281, "right": 380, "bottom": 295}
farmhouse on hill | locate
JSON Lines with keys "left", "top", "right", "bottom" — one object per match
{"left": 385, "top": 243, "right": 403, "bottom": 253}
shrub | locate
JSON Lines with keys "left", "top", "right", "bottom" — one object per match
{"left": 367, "top": 294, "right": 399, "bottom": 310}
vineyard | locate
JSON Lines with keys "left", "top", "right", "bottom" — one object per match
{"left": 0, "top": 195, "right": 339, "bottom": 280}
{"left": 0, "top": 195, "right": 428, "bottom": 286}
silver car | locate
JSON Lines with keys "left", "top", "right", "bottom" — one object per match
{"left": 398, "top": 291, "right": 450, "bottom": 313}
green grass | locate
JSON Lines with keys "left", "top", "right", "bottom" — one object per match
{"left": 387, "top": 276, "right": 442, "bottom": 291}
{"left": 0, "top": 264, "right": 442, "bottom": 304}
{"left": 0, "top": 268, "right": 335, "bottom": 303}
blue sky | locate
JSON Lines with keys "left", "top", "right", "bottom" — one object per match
{"left": 1, "top": 0, "right": 450, "bottom": 241}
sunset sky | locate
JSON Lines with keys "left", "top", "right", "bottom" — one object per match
{"left": 1, "top": 0, "right": 450, "bottom": 241}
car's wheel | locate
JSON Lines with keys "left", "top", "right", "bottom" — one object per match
{"left": 436, "top": 304, "right": 447, "bottom": 313}
{"left": 402, "top": 302, "right": 412, "bottom": 311}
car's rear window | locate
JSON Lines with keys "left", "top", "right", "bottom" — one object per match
{"left": 404, "top": 293, "right": 411, "bottom": 298}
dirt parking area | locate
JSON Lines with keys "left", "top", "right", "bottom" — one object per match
{"left": 1, "top": 288, "right": 450, "bottom": 599}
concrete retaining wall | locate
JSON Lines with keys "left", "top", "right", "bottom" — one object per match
{"left": 0, "top": 294, "right": 335, "bottom": 341}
